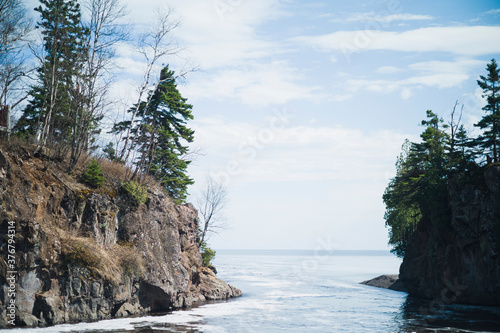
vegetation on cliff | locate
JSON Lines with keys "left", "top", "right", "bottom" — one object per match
{"left": 384, "top": 59, "right": 499, "bottom": 257}
{"left": 0, "top": 138, "right": 240, "bottom": 327}
{"left": 1, "top": 0, "right": 225, "bottom": 300}
{"left": 2, "top": 0, "right": 194, "bottom": 204}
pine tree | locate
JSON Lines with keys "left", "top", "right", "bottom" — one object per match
{"left": 14, "top": 0, "right": 89, "bottom": 155}
{"left": 383, "top": 111, "right": 451, "bottom": 257}
{"left": 474, "top": 59, "right": 500, "bottom": 163}
{"left": 82, "top": 158, "right": 104, "bottom": 188}
{"left": 114, "top": 66, "right": 194, "bottom": 202}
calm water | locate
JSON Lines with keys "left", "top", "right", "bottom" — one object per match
{"left": 11, "top": 250, "right": 500, "bottom": 332}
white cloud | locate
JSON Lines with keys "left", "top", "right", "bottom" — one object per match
{"left": 376, "top": 66, "right": 403, "bottom": 74}
{"left": 485, "top": 9, "right": 500, "bottom": 15}
{"left": 400, "top": 87, "right": 413, "bottom": 100}
{"left": 113, "top": 0, "right": 285, "bottom": 70}
{"left": 341, "top": 12, "right": 434, "bottom": 23}
{"left": 294, "top": 26, "right": 500, "bottom": 56}
{"left": 191, "top": 117, "right": 411, "bottom": 184}
{"left": 343, "top": 59, "right": 484, "bottom": 99}
{"left": 328, "top": 93, "right": 353, "bottom": 102}
{"left": 171, "top": 0, "right": 284, "bottom": 69}
{"left": 183, "top": 61, "right": 324, "bottom": 106}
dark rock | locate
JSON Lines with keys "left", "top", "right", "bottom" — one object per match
{"left": 0, "top": 147, "right": 241, "bottom": 328}
{"left": 114, "top": 302, "right": 139, "bottom": 317}
{"left": 399, "top": 165, "right": 500, "bottom": 306}
{"left": 360, "top": 275, "right": 407, "bottom": 292}
{"left": 196, "top": 267, "right": 242, "bottom": 300}
{"left": 15, "top": 311, "right": 39, "bottom": 327}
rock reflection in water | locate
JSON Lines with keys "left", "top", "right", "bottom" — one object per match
{"left": 398, "top": 296, "right": 500, "bottom": 332}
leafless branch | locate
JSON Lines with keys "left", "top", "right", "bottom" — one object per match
{"left": 117, "top": 7, "right": 184, "bottom": 162}
{"left": 196, "top": 175, "right": 229, "bottom": 246}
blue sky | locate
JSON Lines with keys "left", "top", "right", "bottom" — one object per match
{"left": 115, "top": 0, "right": 500, "bottom": 251}
{"left": 25, "top": 0, "right": 500, "bottom": 250}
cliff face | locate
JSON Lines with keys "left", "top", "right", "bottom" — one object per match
{"left": 400, "top": 165, "right": 500, "bottom": 306}
{"left": 0, "top": 145, "right": 240, "bottom": 328}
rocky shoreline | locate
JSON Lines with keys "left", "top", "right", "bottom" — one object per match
{"left": 360, "top": 274, "right": 407, "bottom": 293}
{"left": 0, "top": 147, "right": 240, "bottom": 328}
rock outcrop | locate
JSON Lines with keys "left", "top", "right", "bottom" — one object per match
{"left": 360, "top": 274, "right": 407, "bottom": 292}
{"left": 0, "top": 145, "right": 240, "bottom": 328}
{"left": 399, "top": 165, "right": 500, "bottom": 306}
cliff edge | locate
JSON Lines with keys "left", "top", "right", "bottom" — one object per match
{"left": 0, "top": 142, "right": 240, "bottom": 328}
{"left": 399, "top": 165, "right": 500, "bottom": 306}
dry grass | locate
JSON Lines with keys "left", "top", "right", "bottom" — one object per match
{"left": 0, "top": 136, "right": 34, "bottom": 158}
{"left": 0, "top": 136, "right": 167, "bottom": 195}
{"left": 61, "top": 236, "right": 122, "bottom": 284}
{"left": 98, "top": 158, "right": 133, "bottom": 183}
{"left": 114, "top": 242, "right": 145, "bottom": 278}
{"left": 61, "top": 233, "right": 145, "bottom": 283}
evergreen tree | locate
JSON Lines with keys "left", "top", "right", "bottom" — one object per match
{"left": 14, "top": 0, "right": 89, "bottom": 155}
{"left": 113, "top": 66, "right": 194, "bottom": 202}
{"left": 82, "top": 158, "right": 104, "bottom": 188}
{"left": 383, "top": 111, "right": 451, "bottom": 257}
{"left": 474, "top": 59, "right": 500, "bottom": 163}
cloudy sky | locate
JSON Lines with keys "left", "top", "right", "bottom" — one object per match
{"left": 25, "top": 0, "right": 500, "bottom": 251}
{"left": 107, "top": 0, "right": 500, "bottom": 252}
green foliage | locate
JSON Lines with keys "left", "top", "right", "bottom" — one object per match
{"left": 82, "top": 158, "right": 104, "bottom": 188}
{"left": 103, "top": 142, "right": 117, "bottom": 161}
{"left": 473, "top": 59, "right": 500, "bottom": 163}
{"left": 121, "top": 180, "right": 148, "bottom": 206}
{"left": 384, "top": 111, "right": 452, "bottom": 257}
{"left": 112, "top": 66, "right": 194, "bottom": 203}
{"left": 200, "top": 242, "right": 216, "bottom": 267}
{"left": 14, "top": 0, "right": 89, "bottom": 145}
{"left": 384, "top": 60, "right": 500, "bottom": 257}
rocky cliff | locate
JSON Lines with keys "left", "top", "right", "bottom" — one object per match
{"left": 399, "top": 165, "right": 500, "bottom": 306}
{"left": 0, "top": 142, "right": 240, "bottom": 328}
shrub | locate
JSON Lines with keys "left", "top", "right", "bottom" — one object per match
{"left": 122, "top": 180, "right": 148, "bottom": 206}
{"left": 82, "top": 158, "right": 105, "bottom": 188}
{"left": 200, "top": 243, "right": 216, "bottom": 267}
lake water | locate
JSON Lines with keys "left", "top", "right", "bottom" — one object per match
{"left": 11, "top": 250, "right": 500, "bottom": 332}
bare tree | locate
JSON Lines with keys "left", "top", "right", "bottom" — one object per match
{"left": 116, "top": 7, "right": 183, "bottom": 163}
{"left": 448, "top": 100, "right": 463, "bottom": 156}
{"left": 68, "top": 0, "right": 128, "bottom": 170}
{"left": 0, "top": 0, "right": 31, "bottom": 56}
{"left": 196, "top": 175, "right": 228, "bottom": 246}
{"left": 0, "top": 0, "right": 33, "bottom": 109}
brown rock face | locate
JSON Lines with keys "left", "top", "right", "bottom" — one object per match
{"left": 0, "top": 147, "right": 240, "bottom": 327}
{"left": 399, "top": 165, "right": 500, "bottom": 306}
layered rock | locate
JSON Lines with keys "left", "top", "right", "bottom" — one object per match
{"left": 0, "top": 146, "right": 240, "bottom": 328}
{"left": 399, "top": 165, "right": 500, "bottom": 306}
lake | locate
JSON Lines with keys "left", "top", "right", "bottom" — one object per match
{"left": 12, "top": 250, "right": 500, "bottom": 332}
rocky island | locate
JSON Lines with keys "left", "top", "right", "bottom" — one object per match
{"left": 0, "top": 143, "right": 240, "bottom": 328}
{"left": 399, "top": 165, "right": 500, "bottom": 306}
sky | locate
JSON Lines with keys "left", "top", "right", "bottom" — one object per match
{"left": 24, "top": 0, "right": 500, "bottom": 251}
